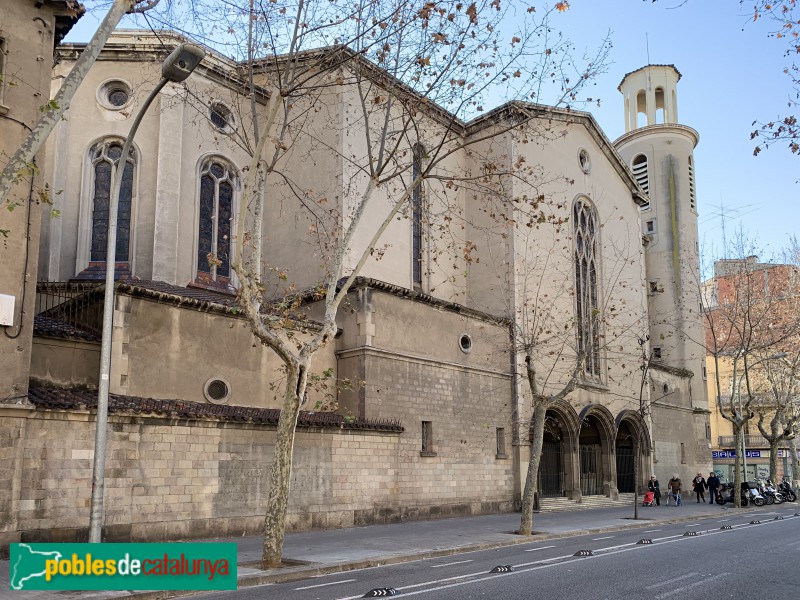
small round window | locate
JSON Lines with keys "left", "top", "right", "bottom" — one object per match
{"left": 459, "top": 333, "right": 473, "bottom": 354}
{"left": 578, "top": 148, "right": 591, "bottom": 174}
{"left": 209, "top": 103, "right": 232, "bottom": 130}
{"left": 98, "top": 80, "right": 132, "bottom": 110}
{"left": 662, "top": 383, "right": 670, "bottom": 395}
{"left": 204, "top": 377, "right": 231, "bottom": 404}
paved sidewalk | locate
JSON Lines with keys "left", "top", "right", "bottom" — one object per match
{"left": 0, "top": 500, "right": 763, "bottom": 600}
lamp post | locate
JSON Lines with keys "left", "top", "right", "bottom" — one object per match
{"left": 737, "top": 352, "right": 789, "bottom": 485}
{"left": 89, "top": 43, "right": 205, "bottom": 543}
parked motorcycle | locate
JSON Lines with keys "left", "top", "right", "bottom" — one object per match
{"left": 742, "top": 481, "right": 766, "bottom": 507}
{"left": 777, "top": 477, "right": 797, "bottom": 502}
{"left": 759, "top": 479, "right": 784, "bottom": 504}
{"left": 716, "top": 481, "right": 749, "bottom": 506}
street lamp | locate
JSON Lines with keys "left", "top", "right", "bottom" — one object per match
{"left": 737, "top": 352, "right": 789, "bottom": 484}
{"left": 89, "top": 43, "right": 205, "bottom": 543}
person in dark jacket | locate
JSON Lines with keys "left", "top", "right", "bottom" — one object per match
{"left": 707, "top": 471, "right": 720, "bottom": 504}
{"left": 692, "top": 472, "right": 707, "bottom": 503}
{"left": 647, "top": 475, "right": 661, "bottom": 506}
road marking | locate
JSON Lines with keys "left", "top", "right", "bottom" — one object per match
{"left": 685, "top": 523, "right": 700, "bottom": 527}
{"left": 644, "top": 529, "right": 661, "bottom": 532}
{"left": 595, "top": 542, "right": 636, "bottom": 552}
{"left": 524, "top": 545, "right": 556, "bottom": 552}
{"left": 333, "top": 515, "right": 796, "bottom": 600}
{"left": 430, "top": 559, "right": 473, "bottom": 568}
{"left": 592, "top": 535, "right": 614, "bottom": 540}
{"left": 787, "top": 539, "right": 800, "bottom": 547}
{"left": 295, "top": 578, "right": 356, "bottom": 590}
{"left": 654, "top": 573, "right": 729, "bottom": 599}
{"left": 645, "top": 573, "right": 698, "bottom": 590}
{"left": 717, "top": 519, "right": 730, "bottom": 522}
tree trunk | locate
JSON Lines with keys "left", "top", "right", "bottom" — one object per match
{"left": 769, "top": 439, "right": 779, "bottom": 483}
{"left": 0, "top": 0, "right": 137, "bottom": 213}
{"left": 262, "top": 363, "right": 306, "bottom": 569}
{"left": 792, "top": 436, "right": 800, "bottom": 488}
{"left": 733, "top": 423, "right": 742, "bottom": 507}
{"left": 519, "top": 399, "right": 546, "bottom": 536}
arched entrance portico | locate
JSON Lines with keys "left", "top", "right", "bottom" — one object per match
{"left": 578, "top": 405, "right": 616, "bottom": 497}
{"left": 533, "top": 402, "right": 581, "bottom": 499}
{"left": 615, "top": 410, "right": 653, "bottom": 494}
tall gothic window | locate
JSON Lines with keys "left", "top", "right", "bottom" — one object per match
{"left": 90, "top": 141, "right": 135, "bottom": 264}
{"left": 197, "top": 158, "right": 236, "bottom": 284}
{"left": 574, "top": 197, "right": 601, "bottom": 378}
{"left": 411, "top": 144, "right": 424, "bottom": 286}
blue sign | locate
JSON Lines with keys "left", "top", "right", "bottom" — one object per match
{"left": 711, "top": 450, "right": 762, "bottom": 459}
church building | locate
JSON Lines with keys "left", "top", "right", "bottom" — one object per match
{"left": 1, "top": 29, "right": 711, "bottom": 547}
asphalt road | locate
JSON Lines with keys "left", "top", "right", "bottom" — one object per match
{"left": 195, "top": 504, "right": 800, "bottom": 600}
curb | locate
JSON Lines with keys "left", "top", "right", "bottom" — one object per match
{"left": 112, "top": 506, "right": 758, "bottom": 599}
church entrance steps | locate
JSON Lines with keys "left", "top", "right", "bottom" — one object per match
{"left": 538, "top": 493, "right": 636, "bottom": 512}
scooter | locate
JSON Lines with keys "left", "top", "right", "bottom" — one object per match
{"left": 716, "top": 481, "right": 749, "bottom": 506}
{"left": 759, "top": 479, "right": 784, "bottom": 504}
{"left": 777, "top": 477, "right": 797, "bottom": 502}
{"left": 742, "top": 481, "right": 766, "bottom": 507}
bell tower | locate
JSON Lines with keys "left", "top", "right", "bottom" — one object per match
{"left": 615, "top": 65, "right": 706, "bottom": 410}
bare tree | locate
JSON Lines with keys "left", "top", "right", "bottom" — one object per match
{"left": 184, "top": 0, "right": 612, "bottom": 567}
{"left": 703, "top": 236, "right": 800, "bottom": 505}
{"left": 0, "top": 0, "right": 165, "bottom": 235}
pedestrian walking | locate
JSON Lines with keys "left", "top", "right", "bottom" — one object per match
{"left": 647, "top": 475, "right": 661, "bottom": 506}
{"left": 707, "top": 471, "right": 720, "bottom": 504}
{"left": 667, "top": 473, "right": 682, "bottom": 506}
{"left": 692, "top": 472, "right": 706, "bottom": 503}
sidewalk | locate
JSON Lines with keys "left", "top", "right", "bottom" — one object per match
{"left": 0, "top": 500, "right": 757, "bottom": 599}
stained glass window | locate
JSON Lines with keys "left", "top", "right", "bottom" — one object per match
{"left": 90, "top": 141, "right": 134, "bottom": 263}
{"left": 573, "top": 197, "right": 601, "bottom": 378}
{"left": 412, "top": 144, "right": 424, "bottom": 286}
{"left": 197, "top": 159, "right": 236, "bottom": 282}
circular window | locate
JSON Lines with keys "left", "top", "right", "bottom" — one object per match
{"left": 578, "top": 148, "right": 591, "bottom": 174}
{"left": 97, "top": 80, "right": 132, "bottom": 110}
{"left": 209, "top": 103, "right": 233, "bottom": 131}
{"left": 204, "top": 377, "right": 231, "bottom": 404}
{"left": 662, "top": 383, "right": 670, "bottom": 395}
{"left": 459, "top": 333, "right": 473, "bottom": 354}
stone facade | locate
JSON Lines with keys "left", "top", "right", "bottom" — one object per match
{"left": 0, "top": 27, "right": 715, "bottom": 549}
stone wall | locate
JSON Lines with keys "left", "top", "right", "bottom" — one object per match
{"left": 0, "top": 403, "right": 515, "bottom": 556}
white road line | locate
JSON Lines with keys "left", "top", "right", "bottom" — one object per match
{"left": 524, "top": 545, "right": 556, "bottom": 552}
{"left": 595, "top": 542, "right": 637, "bottom": 552}
{"left": 430, "top": 559, "right": 473, "bottom": 568}
{"left": 644, "top": 529, "right": 661, "bottom": 532}
{"left": 515, "top": 554, "right": 578, "bottom": 568}
{"left": 295, "top": 578, "right": 356, "bottom": 590}
{"left": 645, "top": 573, "right": 698, "bottom": 590}
{"left": 787, "top": 539, "right": 800, "bottom": 547}
{"left": 718, "top": 519, "right": 730, "bottom": 522}
{"left": 685, "top": 523, "right": 700, "bottom": 527}
{"left": 655, "top": 573, "right": 728, "bottom": 599}
{"left": 592, "top": 535, "right": 614, "bottom": 540}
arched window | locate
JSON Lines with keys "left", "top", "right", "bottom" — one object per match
{"left": 573, "top": 197, "right": 601, "bottom": 378}
{"left": 631, "top": 154, "right": 650, "bottom": 208}
{"left": 89, "top": 140, "right": 135, "bottom": 265}
{"left": 197, "top": 158, "right": 237, "bottom": 284}
{"left": 411, "top": 144, "right": 425, "bottom": 287}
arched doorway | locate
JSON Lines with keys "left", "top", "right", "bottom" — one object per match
{"left": 615, "top": 421, "right": 636, "bottom": 493}
{"left": 538, "top": 414, "right": 565, "bottom": 497}
{"left": 579, "top": 417, "right": 604, "bottom": 496}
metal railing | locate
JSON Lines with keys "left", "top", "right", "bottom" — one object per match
{"left": 718, "top": 435, "right": 782, "bottom": 448}
{"left": 35, "top": 281, "right": 104, "bottom": 338}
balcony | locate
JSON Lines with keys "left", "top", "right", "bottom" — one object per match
{"left": 718, "top": 435, "right": 785, "bottom": 448}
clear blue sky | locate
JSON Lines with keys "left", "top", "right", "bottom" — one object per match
{"left": 65, "top": 1, "right": 798, "bottom": 263}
